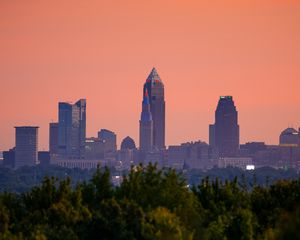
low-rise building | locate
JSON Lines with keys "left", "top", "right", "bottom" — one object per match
{"left": 218, "top": 157, "right": 253, "bottom": 170}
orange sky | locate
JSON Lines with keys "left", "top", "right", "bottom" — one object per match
{"left": 1, "top": 0, "right": 300, "bottom": 150}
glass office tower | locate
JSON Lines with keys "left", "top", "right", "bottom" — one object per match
{"left": 58, "top": 99, "right": 86, "bottom": 159}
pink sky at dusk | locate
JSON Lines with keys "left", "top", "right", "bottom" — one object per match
{"left": 0, "top": 0, "right": 300, "bottom": 150}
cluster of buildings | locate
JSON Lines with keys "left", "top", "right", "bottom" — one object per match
{"left": 2, "top": 68, "right": 300, "bottom": 170}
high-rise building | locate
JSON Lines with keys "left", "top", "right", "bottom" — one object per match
{"left": 49, "top": 122, "right": 59, "bottom": 157}
{"left": 139, "top": 89, "right": 153, "bottom": 151}
{"left": 210, "top": 96, "right": 239, "bottom": 157}
{"left": 58, "top": 99, "right": 86, "bottom": 159}
{"left": 15, "top": 126, "right": 39, "bottom": 168}
{"left": 143, "top": 68, "right": 165, "bottom": 150}
{"left": 98, "top": 129, "right": 117, "bottom": 153}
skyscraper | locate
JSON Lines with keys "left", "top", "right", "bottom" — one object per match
{"left": 210, "top": 96, "right": 239, "bottom": 157}
{"left": 139, "top": 89, "right": 153, "bottom": 151}
{"left": 49, "top": 122, "right": 58, "bottom": 158}
{"left": 58, "top": 99, "right": 86, "bottom": 159}
{"left": 143, "top": 68, "right": 165, "bottom": 150}
{"left": 15, "top": 126, "right": 39, "bottom": 168}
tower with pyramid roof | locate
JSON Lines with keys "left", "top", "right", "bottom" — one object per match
{"left": 141, "top": 67, "right": 165, "bottom": 150}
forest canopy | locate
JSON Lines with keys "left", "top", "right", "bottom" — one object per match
{"left": 0, "top": 164, "right": 300, "bottom": 239}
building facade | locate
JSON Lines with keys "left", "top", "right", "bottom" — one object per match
{"left": 49, "top": 122, "right": 59, "bottom": 158}
{"left": 167, "top": 141, "right": 216, "bottom": 170}
{"left": 58, "top": 99, "right": 86, "bottom": 159}
{"left": 143, "top": 68, "right": 165, "bottom": 150}
{"left": 121, "top": 136, "right": 136, "bottom": 150}
{"left": 210, "top": 96, "right": 239, "bottom": 157}
{"left": 3, "top": 148, "right": 15, "bottom": 168}
{"left": 218, "top": 157, "right": 253, "bottom": 170}
{"left": 139, "top": 89, "right": 153, "bottom": 152}
{"left": 15, "top": 126, "right": 39, "bottom": 168}
{"left": 279, "top": 127, "right": 298, "bottom": 147}
{"left": 98, "top": 129, "right": 117, "bottom": 153}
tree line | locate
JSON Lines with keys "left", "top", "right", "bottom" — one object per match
{"left": 0, "top": 165, "right": 299, "bottom": 193}
{"left": 0, "top": 164, "right": 300, "bottom": 239}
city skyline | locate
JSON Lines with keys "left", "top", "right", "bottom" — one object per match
{"left": 1, "top": 66, "right": 300, "bottom": 151}
{"left": 1, "top": 1, "right": 300, "bottom": 150}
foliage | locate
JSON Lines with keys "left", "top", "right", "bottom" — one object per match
{"left": 0, "top": 164, "right": 300, "bottom": 239}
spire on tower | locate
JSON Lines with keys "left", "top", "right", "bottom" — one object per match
{"left": 146, "top": 67, "right": 162, "bottom": 83}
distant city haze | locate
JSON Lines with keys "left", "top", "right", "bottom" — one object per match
{"left": 1, "top": 1, "right": 300, "bottom": 150}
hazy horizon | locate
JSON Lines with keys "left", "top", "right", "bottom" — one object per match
{"left": 1, "top": 0, "right": 300, "bottom": 150}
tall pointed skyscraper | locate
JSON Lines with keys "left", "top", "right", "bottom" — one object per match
{"left": 139, "top": 89, "right": 153, "bottom": 151}
{"left": 142, "top": 68, "right": 165, "bottom": 150}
